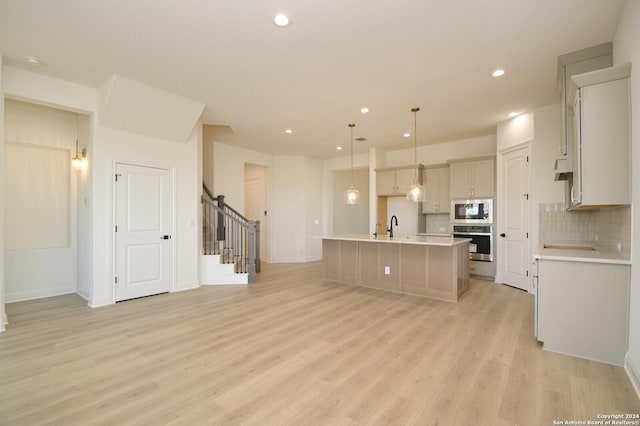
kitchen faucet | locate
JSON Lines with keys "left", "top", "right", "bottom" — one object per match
{"left": 373, "top": 223, "right": 382, "bottom": 238}
{"left": 388, "top": 215, "right": 398, "bottom": 238}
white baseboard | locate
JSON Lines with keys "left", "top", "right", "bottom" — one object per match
{"left": 88, "top": 298, "right": 111, "bottom": 308}
{"left": 76, "top": 290, "right": 90, "bottom": 302}
{"left": 269, "top": 256, "right": 322, "bottom": 263}
{"left": 625, "top": 352, "right": 640, "bottom": 399}
{"left": 6, "top": 286, "right": 76, "bottom": 303}
{"left": 174, "top": 281, "right": 200, "bottom": 292}
{"left": 201, "top": 274, "right": 248, "bottom": 285}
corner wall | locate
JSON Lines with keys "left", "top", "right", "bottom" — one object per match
{"left": 0, "top": 55, "right": 5, "bottom": 330}
{"left": 613, "top": 0, "right": 640, "bottom": 397}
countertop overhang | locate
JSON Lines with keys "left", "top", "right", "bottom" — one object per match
{"left": 323, "top": 234, "right": 471, "bottom": 247}
{"left": 534, "top": 241, "right": 630, "bottom": 265}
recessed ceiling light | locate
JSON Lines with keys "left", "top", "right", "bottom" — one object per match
{"left": 336, "top": 146, "right": 343, "bottom": 150}
{"left": 25, "top": 56, "right": 40, "bottom": 66}
{"left": 508, "top": 112, "right": 519, "bottom": 118}
{"left": 403, "top": 132, "right": 411, "bottom": 138}
{"left": 360, "top": 107, "right": 369, "bottom": 113}
{"left": 492, "top": 69, "right": 505, "bottom": 77}
{"left": 285, "top": 129, "right": 293, "bottom": 134}
{"left": 274, "top": 13, "right": 290, "bottom": 27}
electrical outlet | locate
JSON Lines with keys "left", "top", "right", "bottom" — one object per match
{"left": 384, "top": 266, "right": 391, "bottom": 275}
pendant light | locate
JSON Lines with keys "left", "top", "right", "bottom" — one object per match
{"left": 344, "top": 123, "right": 360, "bottom": 205}
{"left": 407, "top": 107, "right": 426, "bottom": 202}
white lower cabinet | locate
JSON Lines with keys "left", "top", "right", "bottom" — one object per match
{"left": 535, "top": 258, "right": 629, "bottom": 366}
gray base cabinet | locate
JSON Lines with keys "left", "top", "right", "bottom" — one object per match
{"left": 535, "top": 259, "right": 629, "bottom": 366}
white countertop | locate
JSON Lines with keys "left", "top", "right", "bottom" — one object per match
{"left": 323, "top": 234, "right": 471, "bottom": 247}
{"left": 534, "top": 241, "right": 631, "bottom": 265}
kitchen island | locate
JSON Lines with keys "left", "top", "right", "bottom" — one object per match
{"left": 322, "top": 234, "right": 471, "bottom": 302}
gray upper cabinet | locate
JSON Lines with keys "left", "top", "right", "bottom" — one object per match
{"left": 422, "top": 166, "right": 450, "bottom": 214}
{"left": 450, "top": 159, "right": 495, "bottom": 199}
{"left": 376, "top": 166, "right": 422, "bottom": 196}
{"left": 557, "top": 43, "right": 613, "bottom": 159}
{"left": 569, "top": 64, "right": 630, "bottom": 209}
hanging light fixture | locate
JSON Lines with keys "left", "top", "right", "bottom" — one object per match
{"left": 407, "top": 107, "right": 426, "bottom": 202}
{"left": 71, "top": 140, "right": 87, "bottom": 170}
{"left": 344, "top": 123, "right": 360, "bottom": 205}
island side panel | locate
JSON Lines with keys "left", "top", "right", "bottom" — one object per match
{"left": 358, "top": 241, "right": 379, "bottom": 288}
{"left": 426, "top": 246, "right": 457, "bottom": 302}
{"left": 323, "top": 239, "right": 341, "bottom": 282}
{"left": 401, "top": 244, "right": 430, "bottom": 297}
{"left": 322, "top": 239, "right": 359, "bottom": 285}
{"left": 456, "top": 242, "right": 470, "bottom": 299}
{"left": 377, "top": 243, "right": 402, "bottom": 293}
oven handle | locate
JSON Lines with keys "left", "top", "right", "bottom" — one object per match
{"left": 452, "top": 232, "right": 492, "bottom": 236}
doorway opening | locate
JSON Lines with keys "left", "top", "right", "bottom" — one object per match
{"left": 2, "top": 98, "right": 92, "bottom": 304}
{"left": 244, "top": 164, "right": 269, "bottom": 262}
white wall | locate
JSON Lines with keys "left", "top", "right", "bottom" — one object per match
{"left": 213, "top": 142, "right": 272, "bottom": 211}
{"left": 531, "top": 105, "right": 565, "bottom": 255}
{"left": 212, "top": 143, "right": 324, "bottom": 263}
{"left": 3, "top": 99, "right": 81, "bottom": 302}
{"left": 495, "top": 107, "right": 565, "bottom": 288}
{"left": 270, "top": 156, "right": 324, "bottom": 262}
{"left": 91, "top": 122, "right": 200, "bottom": 307}
{"left": 332, "top": 169, "right": 370, "bottom": 234}
{"left": 497, "top": 113, "right": 535, "bottom": 152}
{"left": 613, "top": 0, "right": 640, "bottom": 396}
{"left": 0, "top": 55, "right": 5, "bottom": 330}
{"left": 304, "top": 157, "right": 324, "bottom": 261}
{"left": 384, "top": 135, "right": 497, "bottom": 167}
{"left": 76, "top": 114, "right": 92, "bottom": 300}
{"left": 2, "top": 66, "right": 201, "bottom": 308}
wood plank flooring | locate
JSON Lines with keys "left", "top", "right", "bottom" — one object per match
{"left": 1, "top": 261, "right": 638, "bottom": 425}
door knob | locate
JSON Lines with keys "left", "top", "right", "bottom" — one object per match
{"left": 161, "top": 235, "right": 172, "bottom": 240}
{"left": 499, "top": 233, "right": 506, "bottom": 238}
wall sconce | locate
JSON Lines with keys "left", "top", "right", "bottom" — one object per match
{"left": 71, "top": 140, "right": 87, "bottom": 170}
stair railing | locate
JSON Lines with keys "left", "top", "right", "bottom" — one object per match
{"left": 201, "top": 191, "right": 260, "bottom": 283}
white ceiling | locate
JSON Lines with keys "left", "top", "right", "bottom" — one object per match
{"left": 0, "top": 0, "right": 627, "bottom": 159}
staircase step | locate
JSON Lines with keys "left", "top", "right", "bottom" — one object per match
{"left": 200, "top": 255, "right": 248, "bottom": 285}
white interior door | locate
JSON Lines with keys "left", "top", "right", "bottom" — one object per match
{"left": 244, "top": 176, "right": 268, "bottom": 261}
{"left": 500, "top": 146, "right": 530, "bottom": 291}
{"left": 115, "top": 163, "right": 172, "bottom": 301}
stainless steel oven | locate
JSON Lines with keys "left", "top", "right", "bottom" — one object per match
{"left": 453, "top": 225, "right": 493, "bottom": 262}
{"left": 451, "top": 199, "right": 493, "bottom": 224}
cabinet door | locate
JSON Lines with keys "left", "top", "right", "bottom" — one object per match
{"left": 423, "top": 168, "right": 440, "bottom": 213}
{"left": 537, "top": 259, "right": 629, "bottom": 365}
{"left": 395, "top": 168, "right": 416, "bottom": 194}
{"left": 471, "top": 159, "right": 495, "bottom": 197}
{"left": 437, "top": 168, "right": 450, "bottom": 213}
{"left": 580, "top": 79, "right": 630, "bottom": 206}
{"left": 377, "top": 171, "right": 396, "bottom": 195}
{"left": 450, "top": 163, "right": 472, "bottom": 198}
{"left": 423, "top": 167, "right": 450, "bottom": 213}
{"left": 571, "top": 93, "right": 582, "bottom": 205}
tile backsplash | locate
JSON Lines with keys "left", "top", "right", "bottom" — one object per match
{"left": 425, "top": 213, "right": 451, "bottom": 234}
{"left": 539, "top": 202, "right": 631, "bottom": 254}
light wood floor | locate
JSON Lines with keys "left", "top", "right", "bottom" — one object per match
{"left": 1, "top": 262, "right": 638, "bottom": 425}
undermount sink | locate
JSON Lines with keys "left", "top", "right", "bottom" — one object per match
{"left": 543, "top": 243, "right": 596, "bottom": 251}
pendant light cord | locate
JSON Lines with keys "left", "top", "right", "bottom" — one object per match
{"left": 349, "top": 123, "right": 356, "bottom": 185}
{"left": 412, "top": 107, "right": 420, "bottom": 181}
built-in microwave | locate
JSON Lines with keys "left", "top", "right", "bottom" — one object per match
{"left": 451, "top": 199, "right": 493, "bottom": 224}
